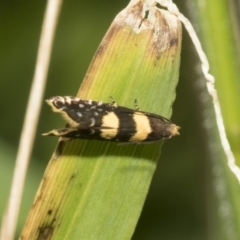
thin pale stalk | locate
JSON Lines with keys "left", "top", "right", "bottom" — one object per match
{"left": 0, "top": 1, "right": 62, "bottom": 239}
{"left": 157, "top": 0, "right": 239, "bottom": 182}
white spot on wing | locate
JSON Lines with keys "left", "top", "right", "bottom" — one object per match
{"left": 90, "top": 129, "right": 95, "bottom": 135}
{"left": 100, "top": 112, "right": 119, "bottom": 139}
{"left": 76, "top": 112, "right": 82, "bottom": 117}
{"left": 89, "top": 118, "right": 96, "bottom": 126}
{"left": 60, "top": 106, "right": 67, "bottom": 110}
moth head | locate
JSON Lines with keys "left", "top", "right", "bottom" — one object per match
{"left": 45, "top": 96, "right": 79, "bottom": 128}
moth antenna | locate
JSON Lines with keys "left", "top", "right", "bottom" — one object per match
{"left": 109, "top": 96, "right": 118, "bottom": 107}
{"left": 134, "top": 99, "right": 140, "bottom": 111}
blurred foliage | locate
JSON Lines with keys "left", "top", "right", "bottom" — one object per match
{"left": 0, "top": 0, "right": 239, "bottom": 239}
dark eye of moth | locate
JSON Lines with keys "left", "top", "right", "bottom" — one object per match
{"left": 43, "top": 96, "right": 180, "bottom": 143}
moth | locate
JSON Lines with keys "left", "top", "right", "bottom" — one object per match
{"left": 43, "top": 96, "right": 180, "bottom": 143}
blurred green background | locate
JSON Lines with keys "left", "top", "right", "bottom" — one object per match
{"left": 1, "top": 0, "right": 239, "bottom": 239}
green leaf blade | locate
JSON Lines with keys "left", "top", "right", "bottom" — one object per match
{"left": 20, "top": 2, "right": 181, "bottom": 239}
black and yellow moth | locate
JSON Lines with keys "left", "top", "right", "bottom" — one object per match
{"left": 43, "top": 96, "right": 180, "bottom": 143}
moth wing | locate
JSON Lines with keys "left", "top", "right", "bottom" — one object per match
{"left": 119, "top": 107, "right": 173, "bottom": 123}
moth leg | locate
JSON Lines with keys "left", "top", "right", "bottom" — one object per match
{"left": 42, "top": 128, "right": 76, "bottom": 137}
{"left": 109, "top": 96, "right": 118, "bottom": 107}
{"left": 134, "top": 99, "right": 140, "bottom": 111}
